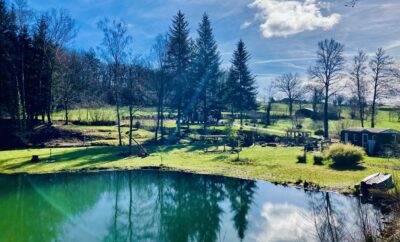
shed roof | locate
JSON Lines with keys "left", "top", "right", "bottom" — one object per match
{"left": 343, "top": 127, "right": 399, "bottom": 134}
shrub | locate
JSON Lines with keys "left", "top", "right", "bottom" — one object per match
{"left": 313, "top": 154, "right": 324, "bottom": 165}
{"left": 134, "top": 121, "right": 141, "bottom": 129}
{"left": 315, "top": 129, "right": 324, "bottom": 136}
{"left": 297, "top": 155, "right": 306, "bottom": 163}
{"left": 326, "top": 143, "right": 365, "bottom": 165}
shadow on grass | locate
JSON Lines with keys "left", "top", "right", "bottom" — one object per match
{"left": 4, "top": 146, "right": 126, "bottom": 171}
{"left": 329, "top": 163, "right": 366, "bottom": 171}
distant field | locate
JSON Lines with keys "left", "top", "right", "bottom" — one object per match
{"left": 51, "top": 104, "right": 400, "bottom": 138}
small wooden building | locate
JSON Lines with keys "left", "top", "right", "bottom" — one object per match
{"left": 341, "top": 128, "right": 400, "bottom": 154}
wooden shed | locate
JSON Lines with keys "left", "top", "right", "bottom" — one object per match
{"left": 341, "top": 128, "right": 400, "bottom": 154}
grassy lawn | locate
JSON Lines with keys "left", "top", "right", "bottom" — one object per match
{"left": 1, "top": 145, "right": 399, "bottom": 192}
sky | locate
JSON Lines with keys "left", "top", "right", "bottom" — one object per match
{"left": 18, "top": 0, "right": 400, "bottom": 94}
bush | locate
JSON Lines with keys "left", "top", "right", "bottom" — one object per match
{"left": 297, "top": 155, "right": 306, "bottom": 163}
{"left": 315, "top": 129, "right": 324, "bottom": 136}
{"left": 326, "top": 143, "right": 365, "bottom": 165}
{"left": 313, "top": 154, "right": 324, "bottom": 165}
{"left": 134, "top": 121, "right": 141, "bottom": 129}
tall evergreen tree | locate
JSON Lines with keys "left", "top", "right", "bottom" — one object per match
{"left": 225, "top": 40, "right": 257, "bottom": 127}
{"left": 0, "top": 1, "right": 19, "bottom": 121}
{"left": 194, "top": 13, "right": 221, "bottom": 134}
{"left": 166, "top": 10, "right": 191, "bottom": 136}
{"left": 16, "top": 25, "right": 31, "bottom": 123}
{"left": 29, "top": 16, "right": 52, "bottom": 123}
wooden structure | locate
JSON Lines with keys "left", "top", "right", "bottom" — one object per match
{"left": 286, "top": 129, "right": 312, "bottom": 145}
{"left": 361, "top": 173, "right": 394, "bottom": 190}
{"left": 341, "top": 128, "right": 400, "bottom": 154}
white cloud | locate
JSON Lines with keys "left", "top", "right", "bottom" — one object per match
{"left": 241, "top": 21, "right": 252, "bottom": 29}
{"left": 250, "top": 202, "right": 314, "bottom": 242}
{"left": 249, "top": 0, "right": 341, "bottom": 38}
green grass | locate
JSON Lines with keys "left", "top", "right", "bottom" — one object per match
{"left": 1, "top": 145, "right": 399, "bottom": 192}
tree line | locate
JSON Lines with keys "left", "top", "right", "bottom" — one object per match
{"left": 273, "top": 39, "right": 400, "bottom": 139}
{"left": 0, "top": 1, "right": 258, "bottom": 146}
{"left": 1, "top": 0, "right": 399, "bottom": 144}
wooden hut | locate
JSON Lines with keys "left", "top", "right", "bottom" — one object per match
{"left": 341, "top": 128, "right": 400, "bottom": 154}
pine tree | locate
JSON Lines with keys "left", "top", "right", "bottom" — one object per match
{"left": 194, "top": 13, "right": 221, "bottom": 134}
{"left": 0, "top": 1, "right": 19, "bottom": 121}
{"left": 16, "top": 25, "right": 31, "bottom": 123}
{"left": 166, "top": 10, "right": 191, "bottom": 136}
{"left": 29, "top": 16, "right": 51, "bottom": 123}
{"left": 225, "top": 40, "right": 257, "bottom": 127}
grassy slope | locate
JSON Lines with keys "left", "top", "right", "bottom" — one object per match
{"left": 1, "top": 145, "right": 399, "bottom": 192}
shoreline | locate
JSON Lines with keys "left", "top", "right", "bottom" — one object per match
{"left": 0, "top": 163, "right": 355, "bottom": 195}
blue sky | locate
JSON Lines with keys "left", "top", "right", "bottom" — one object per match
{"left": 22, "top": 0, "right": 400, "bottom": 92}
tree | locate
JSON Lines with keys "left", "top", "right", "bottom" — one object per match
{"left": 0, "top": 1, "right": 19, "bottom": 121}
{"left": 27, "top": 16, "right": 52, "bottom": 124}
{"left": 193, "top": 13, "right": 221, "bottom": 134}
{"left": 55, "top": 51, "right": 81, "bottom": 125}
{"left": 152, "top": 34, "right": 169, "bottom": 141}
{"left": 166, "top": 11, "right": 191, "bottom": 136}
{"left": 98, "top": 18, "right": 132, "bottom": 146}
{"left": 349, "top": 50, "right": 368, "bottom": 127}
{"left": 274, "top": 73, "right": 303, "bottom": 118}
{"left": 123, "top": 61, "right": 150, "bottom": 155}
{"left": 309, "top": 39, "right": 345, "bottom": 139}
{"left": 369, "top": 48, "right": 393, "bottom": 128}
{"left": 225, "top": 40, "right": 257, "bottom": 127}
{"left": 44, "top": 9, "right": 77, "bottom": 124}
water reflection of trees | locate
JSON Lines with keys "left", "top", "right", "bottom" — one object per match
{"left": 225, "top": 178, "right": 257, "bottom": 241}
{"left": 0, "top": 171, "right": 258, "bottom": 242}
{"left": 307, "top": 192, "right": 382, "bottom": 242}
{"left": 103, "top": 171, "right": 257, "bottom": 242}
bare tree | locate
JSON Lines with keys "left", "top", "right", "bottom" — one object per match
{"left": 98, "top": 18, "right": 132, "bottom": 146}
{"left": 369, "top": 48, "right": 394, "bottom": 128}
{"left": 349, "top": 50, "right": 368, "bottom": 127}
{"left": 56, "top": 51, "right": 81, "bottom": 125}
{"left": 274, "top": 73, "right": 303, "bottom": 118}
{"left": 152, "top": 34, "right": 169, "bottom": 142}
{"left": 124, "top": 60, "right": 150, "bottom": 155}
{"left": 309, "top": 39, "right": 345, "bottom": 139}
{"left": 44, "top": 9, "right": 78, "bottom": 124}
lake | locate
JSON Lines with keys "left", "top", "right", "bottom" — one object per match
{"left": 0, "top": 170, "right": 382, "bottom": 242}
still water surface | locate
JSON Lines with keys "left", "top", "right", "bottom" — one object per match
{"left": 0, "top": 170, "right": 382, "bottom": 242}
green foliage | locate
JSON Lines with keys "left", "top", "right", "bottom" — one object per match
{"left": 326, "top": 143, "right": 365, "bottom": 165}
{"left": 313, "top": 154, "right": 324, "bottom": 165}
{"left": 225, "top": 40, "right": 258, "bottom": 121}
{"left": 297, "top": 155, "right": 306, "bottom": 163}
{"left": 224, "top": 125, "right": 238, "bottom": 148}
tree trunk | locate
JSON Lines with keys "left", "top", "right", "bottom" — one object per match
{"left": 160, "top": 97, "right": 164, "bottom": 141}
{"left": 64, "top": 101, "right": 69, "bottom": 125}
{"left": 323, "top": 88, "right": 329, "bottom": 139}
{"left": 177, "top": 106, "right": 181, "bottom": 136}
{"left": 155, "top": 100, "right": 161, "bottom": 141}
{"left": 203, "top": 91, "right": 207, "bottom": 135}
{"left": 371, "top": 95, "right": 376, "bottom": 128}
{"left": 358, "top": 98, "right": 364, "bottom": 128}
{"left": 240, "top": 111, "right": 243, "bottom": 128}
{"left": 116, "top": 101, "right": 122, "bottom": 146}
{"left": 129, "top": 105, "right": 133, "bottom": 155}
{"left": 288, "top": 100, "right": 293, "bottom": 118}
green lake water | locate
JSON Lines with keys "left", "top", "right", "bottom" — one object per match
{"left": 0, "top": 170, "right": 382, "bottom": 242}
